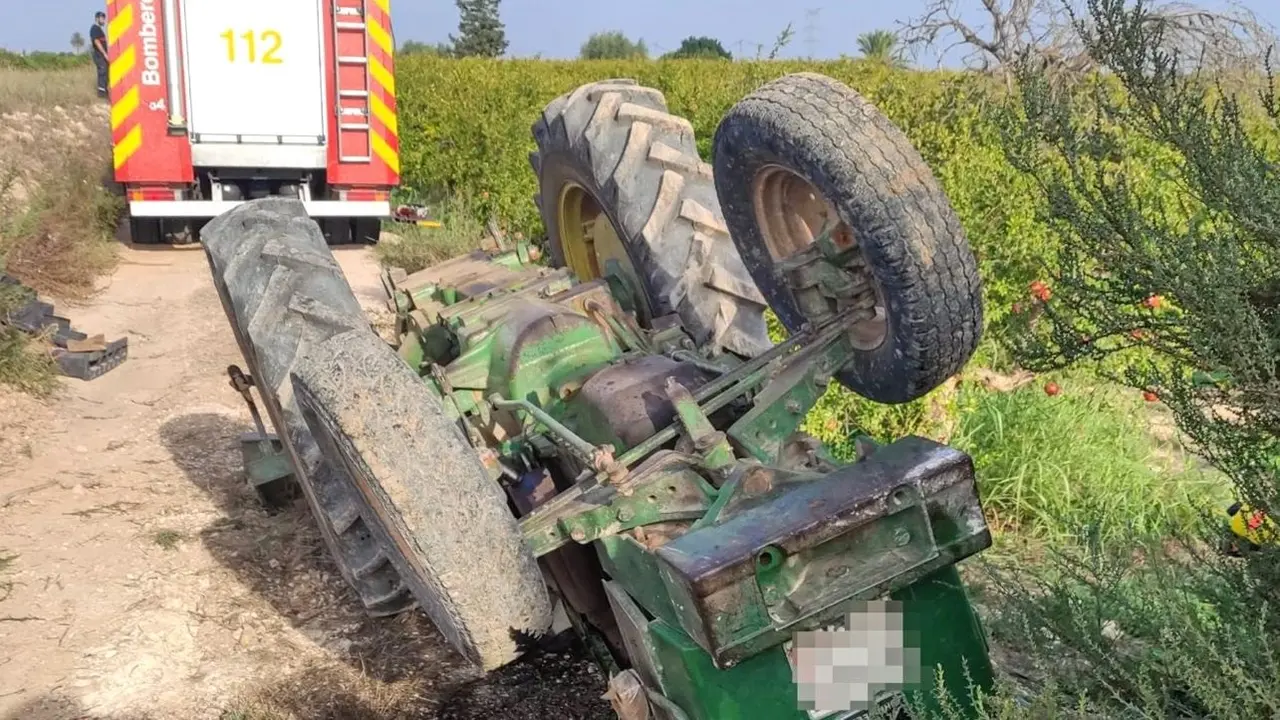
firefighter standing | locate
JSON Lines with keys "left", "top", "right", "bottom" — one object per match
{"left": 90, "top": 11, "right": 108, "bottom": 99}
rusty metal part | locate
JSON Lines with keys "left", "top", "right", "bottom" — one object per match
{"left": 751, "top": 164, "right": 886, "bottom": 350}
{"left": 652, "top": 436, "right": 991, "bottom": 668}
{"left": 228, "top": 364, "right": 270, "bottom": 440}
{"left": 603, "top": 669, "right": 652, "bottom": 720}
{"left": 572, "top": 355, "right": 714, "bottom": 451}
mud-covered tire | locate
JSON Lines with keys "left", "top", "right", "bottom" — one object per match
{"left": 202, "top": 198, "right": 415, "bottom": 617}
{"left": 712, "top": 73, "right": 983, "bottom": 403}
{"left": 291, "top": 328, "right": 554, "bottom": 671}
{"left": 531, "top": 79, "right": 772, "bottom": 358}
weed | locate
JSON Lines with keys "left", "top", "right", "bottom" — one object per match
{"left": 951, "top": 376, "right": 1226, "bottom": 545}
{"left": 0, "top": 138, "right": 121, "bottom": 298}
{"left": 0, "top": 69, "right": 121, "bottom": 394}
{"left": 151, "top": 529, "right": 185, "bottom": 550}
{"left": 375, "top": 196, "right": 485, "bottom": 273}
{"left": 0, "top": 325, "right": 58, "bottom": 395}
{"left": 0, "top": 551, "right": 15, "bottom": 602}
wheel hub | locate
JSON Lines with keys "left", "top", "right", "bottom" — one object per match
{"left": 750, "top": 165, "right": 888, "bottom": 351}
{"left": 556, "top": 183, "right": 651, "bottom": 322}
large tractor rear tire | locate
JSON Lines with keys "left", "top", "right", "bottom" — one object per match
{"left": 531, "top": 79, "right": 772, "bottom": 359}
{"left": 202, "top": 198, "right": 414, "bottom": 617}
{"left": 712, "top": 73, "right": 984, "bottom": 404}
{"left": 291, "top": 328, "right": 553, "bottom": 670}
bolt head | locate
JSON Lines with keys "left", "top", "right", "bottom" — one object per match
{"left": 893, "top": 528, "right": 911, "bottom": 547}
{"left": 617, "top": 508, "right": 633, "bottom": 522}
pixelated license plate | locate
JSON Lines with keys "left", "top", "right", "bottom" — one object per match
{"left": 784, "top": 601, "right": 909, "bottom": 720}
{"left": 784, "top": 634, "right": 860, "bottom": 720}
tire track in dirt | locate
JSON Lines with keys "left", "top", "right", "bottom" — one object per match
{"left": 0, "top": 244, "right": 610, "bottom": 719}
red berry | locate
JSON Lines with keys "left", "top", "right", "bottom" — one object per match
{"left": 1044, "top": 381, "right": 1061, "bottom": 396}
{"left": 1143, "top": 294, "right": 1165, "bottom": 310}
{"left": 1029, "top": 280, "right": 1052, "bottom": 302}
{"left": 1249, "top": 511, "right": 1267, "bottom": 530}
{"left": 1143, "top": 390, "right": 1158, "bottom": 402}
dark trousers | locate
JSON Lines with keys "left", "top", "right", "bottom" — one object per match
{"left": 94, "top": 54, "right": 108, "bottom": 97}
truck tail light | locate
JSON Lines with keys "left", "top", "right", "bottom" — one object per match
{"left": 129, "top": 187, "right": 181, "bottom": 201}
{"left": 339, "top": 189, "right": 389, "bottom": 202}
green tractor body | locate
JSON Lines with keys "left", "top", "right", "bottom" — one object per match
{"left": 205, "top": 72, "right": 996, "bottom": 719}
{"left": 380, "top": 246, "right": 994, "bottom": 719}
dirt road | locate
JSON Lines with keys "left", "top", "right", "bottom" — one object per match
{"left": 0, "top": 244, "right": 610, "bottom": 719}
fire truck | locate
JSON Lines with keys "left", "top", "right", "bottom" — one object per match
{"left": 104, "top": 0, "right": 399, "bottom": 245}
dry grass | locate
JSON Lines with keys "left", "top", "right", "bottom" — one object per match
{"left": 0, "top": 67, "right": 122, "bottom": 393}
{"left": 0, "top": 551, "right": 16, "bottom": 602}
{"left": 221, "top": 662, "right": 434, "bottom": 720}
{"left": 375, "top": 197, "right": 485, "bottom": 274}
{"left": 0, "top": 66, "right": 101, "bottom": 114}
{"left": 0, "top": 118, "right": 121, "bottom": 298}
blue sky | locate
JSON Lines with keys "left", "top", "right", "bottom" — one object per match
{"left": 8, "top": 0, "right": 1280, "bottom": 63}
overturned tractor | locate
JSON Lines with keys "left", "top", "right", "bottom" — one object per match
{"left": 202, "top": 73, "right": 993, "bottom": 719}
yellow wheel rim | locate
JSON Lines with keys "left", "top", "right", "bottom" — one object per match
{"left": 556, "top": 182, "right": 649, "bottom": 319}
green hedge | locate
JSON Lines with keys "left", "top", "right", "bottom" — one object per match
{"left": 396, "top": 58, "right": 1056, "bottom": 334}
{"left": 0, "top": 49, "right": 93, "bottom": 71}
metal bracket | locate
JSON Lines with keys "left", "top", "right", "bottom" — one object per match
{"left": 228, "top": 364, "right": 297, "bottom": 507}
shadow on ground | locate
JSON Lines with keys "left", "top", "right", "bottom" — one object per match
{"left": 0, "top": 695, "right": 159, "bottom": 720}
{"left": 156, "top": 412, "right": 613, "bottom": 719}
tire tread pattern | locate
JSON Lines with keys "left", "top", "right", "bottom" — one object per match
{"left": 712, "top": 73, "right": 983, "bottom": 403}
{"left": 202, "top": 198, "right": 414, "bottom": 617}
{"left": 531, "top": 81, "right": 772, "bottom": 358}
{"left": 291, "top": 329, "right": 553, "bottom": 671}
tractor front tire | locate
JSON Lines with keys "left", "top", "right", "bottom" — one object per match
{"left": 712, "top": 73, "right": 984, "bottom": 404}
{"left": 291, "top": 328, "right": 553, "bottom": 670}
{"left": 531, "top": 79, "right": 771, "bottom": 359}
{"left": 202, "top": 198, "right": 415, "bottom": 617}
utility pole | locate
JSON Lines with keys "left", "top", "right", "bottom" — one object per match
{"left": 803, "top": 8, "right": 821, "bottom": 59}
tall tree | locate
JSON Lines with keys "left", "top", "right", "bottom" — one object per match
{"left": 662, "top": 36, "right": 732, "bottom": 60}
{"left": 855, "top": 29, "right": 905, "bottom": 66}
{"left": 580, "top": 31, "right": 648, "bottom": 60}
{"left": 69, "top": 32, "right": 85, "bottom": 54}
{"left": 449, "top": 0, "right": 508, "bottom": 58}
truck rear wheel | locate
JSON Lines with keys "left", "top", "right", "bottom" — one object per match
{"left": 712, "top": 73, "right": 983, "bottom": 403}
{"left": 291, "top": 328, "right": 553, "bottom": 670}
{"left": 321, "top": 218, "right": 382, "bottom": 246}
{"left": 129, "top": 217, "right": 162, "bottom": 246}
{"left": 201, "top": 198, "right": 415, "bottom": 617}
{"left": 531, "top": 79, "right": 771, "bottom": 359}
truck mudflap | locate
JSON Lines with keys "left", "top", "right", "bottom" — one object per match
{"left": 1, "top": 275, "right": 129, "bottom": 381}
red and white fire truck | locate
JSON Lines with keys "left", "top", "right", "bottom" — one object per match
{"left": 104, "top": 0, "right": 399, "bottom": 244}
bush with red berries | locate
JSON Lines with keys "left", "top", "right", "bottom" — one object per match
{"left": 977, "top": 0, "right": 1280, "bottom": 716}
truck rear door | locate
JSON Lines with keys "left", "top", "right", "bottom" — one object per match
{"left": 180, "top": 0, "right": 328, "bottom": 166}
